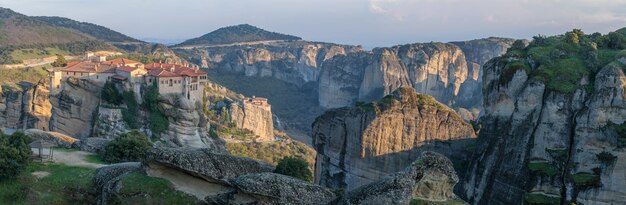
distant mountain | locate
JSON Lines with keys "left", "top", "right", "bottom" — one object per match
{"left": 0, "top": 7, "right": 94, "bottom": 47}
{"left": 176, "top": 24, "right": 301, "bottom": 47}
{"left": 34, "top": 16, "right": 141, "bottom": 43}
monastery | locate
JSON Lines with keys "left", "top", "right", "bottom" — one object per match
{"left": 49, "top": 56, "right": 208, "bottom": 103}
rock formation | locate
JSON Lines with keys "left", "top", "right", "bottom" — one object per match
{"left": 338, "top": 152, "right": 462, "bottom": 205}
{"left": 229, "top": 96, "right": 275, "bottom": 141}
{"left": 208, "top": 173, "right": 337, "bottom": 205}
{"left": 91, "top": 106, "right": 127, "bottom": 139}
{"left": 49, "top": 77, "right": 101, "bottom": 139}
{"left": 159, "top": 96, "right": 225, "bottom": 150}
{"left": 463, "top": 53, "right": 626, "bottom": 204}
{"left": 93, "top": 162, "right": 143, "bottom": 205}
{"left": 144, "top": 146, "right": 273, "bottom": 184}
{"left": 23, "top": 129, "right": 77, "bottom": 148}
{"left": 0, "top": 81, "right": 52, "bottom": 131}
{"left": 313, "top": 87, "right": 476, "bottom": 190}
{"left": 318, "top": 40, "right": 514, "bottom": 110}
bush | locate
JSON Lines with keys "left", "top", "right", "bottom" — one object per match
{"left": 101, "top": 81, "right": 122, "bottom": 105}
{"left": 0, "top": 132, "right": 32, "bottom": 181}
{"left": 274, "top": 156, "right": 313, "bottom": 182}
{"left": 102, "top": 130, "right": 152, "bottom": 163}
{"left": 143, "top": 85, "right": 169, "bottom": 134}
{"left": 50, "top": 54, "right": 67, "bottom": 67}
{"left": 122, "top": 91, "right": 139, "bottom": 129}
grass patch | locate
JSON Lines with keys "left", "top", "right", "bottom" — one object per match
{"left": 0, "top": 66, "right": 48, "bottom": 86}
{"left": 9, "top": 47, "right": 68, "bottom": 62}
{"left": 524, "top": 193, "right": 560, "bottom": 205}
{"left": 0, "top": 163, "right": 96, "bottom": 205}
{"left": 116, "top": 172, "right": 197, "bottom": 205}
{"left": 84, "top": 154, "right": 106, "bottom": 164}
{"left": 528, "top": 161, "right": 559, "bottom": 176}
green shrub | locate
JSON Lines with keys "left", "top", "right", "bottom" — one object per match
{"left": 274, "top": 156, "right": 313, "bottom": 182}
{"left": 122, "top": 91, "right": 139, "bottom": 129}
{"left": 102, "top": 130, "right": 152, "bottom": 163}
{"left": 0, "top": 132, "right": 32, "bottom": 181}
{"left": 101, "top": 81, "right": 122, "bottom": 105}
{"left": 50, "top": 54, "right": 67, "bottom": 67}
{"left": 524, "top": 193, "right": 560, "bottom": 205}
{"left": 528, "top": 162, "right": 559, "bottom": 176}
{"left": 143, "top": 85, "right": 169, "bottom": 134}
{"left": 572, "top": 173, "right": 601, "bottom": 188}
{"left": 499, "top": 61, "right": 530, "bottom": 86}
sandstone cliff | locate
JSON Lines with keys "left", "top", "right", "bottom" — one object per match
{"left": 463, "top": 45, "right": 626, "bottom": 204}
{"left": 49, "top": 78, "right": 101, "bottom": 139}
{"left": 175, "top": 40, "right": 363, "bottom": 86}
{"left": 318, "top": 39, "right": 514, "bottom": 110}
{"left": 0, "top": 81, "right": 52, "bottom": 131}
{"left": 313, "top": 87, "right": 476, "bottom": 191}
{"left": 229, "top": 97, "right": 275, "bottom": 141}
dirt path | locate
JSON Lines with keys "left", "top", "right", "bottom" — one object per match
{"left": 145, "top": 163, "right": 232, "bottom": 200}
{"left": 39, "top": 148, "right": 105, "bottom": 169}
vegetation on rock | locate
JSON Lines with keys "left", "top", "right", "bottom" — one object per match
{"left": 0, "top": 132, "right": 32, "bottom": 181}
{"left": 102, "top": 130, "right": 152, "bottom": 163}
{"left": 527, "top": 161, "right": 559, "bottom": 177}
{"left": 274, "top": 156, "right": 313, "bottom": 182}
{"left": 498, "top": 28, "right": 626, "bottom": 94}
{"left": 524, "top": 193, "right": 561, "bottom": 205}
{"left": 144, "top": 85, "right": 169, "bottom": 134}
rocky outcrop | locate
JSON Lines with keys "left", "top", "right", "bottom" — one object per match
{"left": 23, "top": 129, "right": 77, "bottom": 148}
{"left": 175, "top": 40, "right": 363, "bottom": 86}
{"left": 0, "top": 81, "right": 52, "bottom": 131}
{"left": 318, "top": 40, "right": 514, "bottom": 110}
{"left": 144, "top": 146, "right": 274, "bottom": 185}
{"left": 208, "top": 173, "right": 337, "bottom": 205}
{"left": 463, "top": 57, "right": 626, "bottom": 204}
{"left": 338, "top": 152, "right": 461, "bottom": 205}
{"left": 91, "top": 106, "right": 127, "bottom": 139}
{"left": 313, "top": 87, "right": 476, "bottom": 190}
{"left": 93, "top": 162, "right": 143, "bottom": 205}
{"left": 229, "top": 97, "right": 275, "bottom": 141}
{"left": 50, "top": 78, "right": 101, "bottom": 139}
{"left": 159, "top": 96, "right": 225, "bottom": 150}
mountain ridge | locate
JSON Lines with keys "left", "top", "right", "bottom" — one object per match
{"left": 176, "top": 24, "right": 302, "bottom": 47}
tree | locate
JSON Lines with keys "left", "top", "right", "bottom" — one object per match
{"left": 607, "top": 32, "right": 626, "bottom": 49}
{"left": 101, "top": 81, "right": 123, "bottom": 105}
{"left": 102, "top": 130, "right": 152, "bottom": 163}
{"left": 510, "top": 40, "right": 527, "bottom": 51}
{"left": 0, "top": 132, "right": 32, "bottom": 181}
{"left": 50, "top": 54, "right": 67, "bottom": 67}
{"left": 566, "top": 30, "right": 582, "bottom": 45}
{"left": 274, "top": 156, "right": 312, "bottom": 182}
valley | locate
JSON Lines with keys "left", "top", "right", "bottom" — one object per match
{"left": 0, "top": 5, "right": 625, "bottom": 205}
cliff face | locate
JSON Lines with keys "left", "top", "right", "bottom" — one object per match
{"left": 463, "top": 57, "right": 626, "bottom": 205}
{"left": 159, "top": 96, "right": 225, "bottom": 150}
{"left": 0, "top": 81, "right": 52, "bottom": 131}
{"left": 50, "top": 78, "right": 101, "bottom": 139}
{"left": 313, "top": 87, "right": 476, "bottom": 190}
{"left": 229, "top": 98, "right": 275, "bottom": 141}
{"left": 175, "top": 40, "right": 363, "bottom": 86}
{"left": 318, "top": 40, "right": 514, "bottom": 110}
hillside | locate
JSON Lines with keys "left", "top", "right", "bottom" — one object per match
{"left": 0, "top": 8, "right": 94, "bottom": 47}
{"left": 34, "top": 16, "right": 141, "bottom": 43}
{"left": 176, "top": 24, "right": 301, "bottom": 46}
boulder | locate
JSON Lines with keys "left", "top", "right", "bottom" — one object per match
{"left": 77, "top": 137, "right": 111, "bottom": 152}
{"left": 93, "top": 162, "right": 142, "bottom": 205}
{"left": 207, "top": 173, "right": 336, "bottom": 205}
{"left": 24, "top": 129, "right": 77, "bottom": 148}
{"left": 144, "top": 146, "right": 274, "bottom": 185}
{"left": 338, "top": 152, "right": 461, "bottom": 205}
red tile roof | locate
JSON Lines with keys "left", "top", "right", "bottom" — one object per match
{"left": 102, "top": 58, "right": 139, "bottom": 65}
{"left": 55, "top": 62, "right": 116, "bottom": 73}
{"left": 148, "top": 69, "right": 179, "bottom": 78}
{"left": 145, "top": 63, "right": 207, "bottom": 77}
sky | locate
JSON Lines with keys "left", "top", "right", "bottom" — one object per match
{"left": 1, "top": 0, "right": 626, "bottom": 47}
